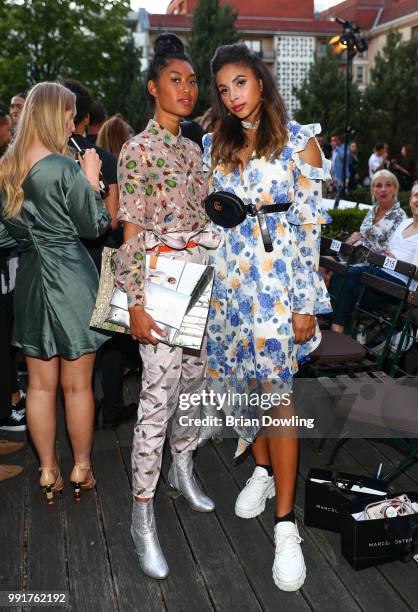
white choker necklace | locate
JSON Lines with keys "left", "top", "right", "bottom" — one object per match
{"left": 241, "top": 119, "right": 259, "bottom": 130}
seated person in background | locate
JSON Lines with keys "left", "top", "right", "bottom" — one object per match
{"left": 320, "top": 170, "right": 406, "bottom": 287}
{"left": 346, "top": 169, "right": 407, "bottom": 252}
{"left": 329, "top": 182, "right": 418, "bottom": 333}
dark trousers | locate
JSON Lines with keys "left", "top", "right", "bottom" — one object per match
{"left": 329, "top": 264, "right": 407, "bottom": 327}
{"left": 96, "top": 334, "right": 139, "bottom": 420}
{"left": 84, "top": 232, "right": 138, "bottom": 420}
{"left": 0, "top": 292, "right": 18, "bottom": 419}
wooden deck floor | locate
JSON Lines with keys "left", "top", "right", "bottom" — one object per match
{"left": 1, "top": 400, "right": 418, "bottom": 612}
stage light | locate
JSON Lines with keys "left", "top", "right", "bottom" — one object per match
{"left": 327, "top": 18, "right": 368, "bottom": 207}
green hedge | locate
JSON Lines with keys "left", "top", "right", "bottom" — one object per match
{"left": 323, "top": 187, "right": 412, "bottom": 239}
{"left": 322, "top": 208, "right": 368, "bottom": 239}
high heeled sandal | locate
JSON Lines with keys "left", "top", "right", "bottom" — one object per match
{"left": 70, "top": 464, "right": 96, "bottom": 504}
{"left": 39, "top": 466, "right": 64, "bottom": 507}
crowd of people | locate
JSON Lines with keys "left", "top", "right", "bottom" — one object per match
{"left": 317, "top": 133, "right": 416, "bottom": 196}
{"left": 0, "top": 31, "right": 417, "bottom": 595}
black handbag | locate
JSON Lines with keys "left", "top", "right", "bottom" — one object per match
{"left": 204, "top": 191, "right": 292, "bottom": 253}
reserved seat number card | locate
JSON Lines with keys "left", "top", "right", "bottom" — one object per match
{"left": 330, "top": 239, "right": 342, "bottom": 253}
{"left": 383, "top": 256, "right": 397, "bottom": 271}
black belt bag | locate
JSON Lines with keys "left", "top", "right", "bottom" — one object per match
{"left": 204, "top": 190, "right": 292, "bottom": 253}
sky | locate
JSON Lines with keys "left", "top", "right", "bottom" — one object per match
{"left": 131, "top": 0, "right": 341, "bottom": 14}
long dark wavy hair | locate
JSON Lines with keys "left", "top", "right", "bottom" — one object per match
{"left": 147, "top": 33, "right": 194, "bottom": 108}
{"left": 210, "top": 43, "right": 289, "bottom": 174}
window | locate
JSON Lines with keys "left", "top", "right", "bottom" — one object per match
{"left": 356, "top": 65, "right": 364, "bottom": 84}
{"left": 412, "top": 26, "right": 418, "bottom": 38}
{"left": 245, "top": 40, "right": 262, "bottom": 56}
{"left": 318, "top": 41, "right": 329, "bottom": 57}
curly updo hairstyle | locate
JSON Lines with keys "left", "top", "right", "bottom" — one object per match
{"left": 210, "top": 43, "right": 289, "bottom": 173}
{"left": 147, "top": 33, "right": 194, "bottom": 107}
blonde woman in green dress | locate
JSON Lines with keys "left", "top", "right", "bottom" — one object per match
{"left": 0, "top": 83, "right": 111, "bottom": 505}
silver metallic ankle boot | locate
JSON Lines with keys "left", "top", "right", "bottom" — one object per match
{"left": 197, "top": 411, "right": 224, "bottom": 448}
{"left": 168, "top": 451, "right": 215, "bottom": 512}
{"left": 131, "top": 500, "right": 169, "bottom": 579}
{"left": 197, "top": 402, "right": 224, "bottom": 447}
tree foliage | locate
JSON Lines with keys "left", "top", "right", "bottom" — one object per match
{"left": 188, "top": 0, "right": 240, "bottom": 117}
{"left": 294, "top": 31, "right": 418, "bottom": 166}
{"left": 362, "top": 30, "right": 418, "bottom": 155}
{"left": 0, "top": 0, "right": 148, "bottom": 130}
{"left": 293, "top": 49, "right": 362, "bottom": 139}
{"left": 111, "top": 38, "right": 151, "bottom": 132}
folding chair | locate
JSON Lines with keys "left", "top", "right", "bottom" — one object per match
{"left": 319, "top": 237, "right": 356, "bottom": 328}
{"left": 319, "top": 371, "right": 418, "bottom": 482}
{"left": 308, "top": 252, "right": 416, "bottom": 377}
{"left": 345, "top": 251, "right": 416, "bottom": 370}
{"left": 389, "top": 290, "right": 418, "bottom": 377}
{"left": 316, "top": 258, "right": 417, "bottom": 470}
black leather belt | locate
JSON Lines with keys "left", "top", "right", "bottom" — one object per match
{"left": 248, "top": 202, "right": 292, "bottom": 253}
{"left": 204, "top": 190, "right": 292, "bottom": 253}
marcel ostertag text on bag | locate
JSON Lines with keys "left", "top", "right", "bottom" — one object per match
{"left": 304, "top": 468, "right": 388, "bottom": 533}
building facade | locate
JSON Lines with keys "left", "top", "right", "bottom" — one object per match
{"left": 128, "top": 0, "right": 418, "bottom": 115}
{"left": 321, "top": 0, "right": 418, "bottom": 87}
{"left": 129, "top": 1, "right": 339, "bottom": 117}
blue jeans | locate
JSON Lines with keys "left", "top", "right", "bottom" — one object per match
{"left": 329, "top": 264, "right": 406, "bottom": 327}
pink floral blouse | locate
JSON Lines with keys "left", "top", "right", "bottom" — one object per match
{"left": 113, "top": 119, "right": 211, "bottom": 307}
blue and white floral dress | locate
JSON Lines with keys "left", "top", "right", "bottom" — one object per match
{"left": 203, "top": 122, "right": 332, "bottom": 445}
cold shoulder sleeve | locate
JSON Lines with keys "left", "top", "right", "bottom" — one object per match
{"left": 286, "top": 122, "right": 332, "bottom": 227}
{"left": 290, "top": 122, "right": 331, "bottom": 181}
{"left": 286, "top": 122, "right": 332, "bottom": 315}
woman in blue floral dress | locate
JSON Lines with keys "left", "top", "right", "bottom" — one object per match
{"left": 203, "top": 43, "right": 331, "bottom": 592}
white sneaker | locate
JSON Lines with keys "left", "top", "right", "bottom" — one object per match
{"left": 273, "top": 521, "right": 306, "bottom": 592}
{"left": 235, "top": 466, "right": 275, "bottom": 519}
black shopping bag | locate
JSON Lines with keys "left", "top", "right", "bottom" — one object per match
{"left": 304, "top": 468, "right": 388, "bottom": 533}
{"left": 340, "top": 492, "right": 418, "bottom": 570}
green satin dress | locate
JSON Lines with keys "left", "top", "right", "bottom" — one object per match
{"left": 0, "top": 154, "right": 111, "bottom": 359}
